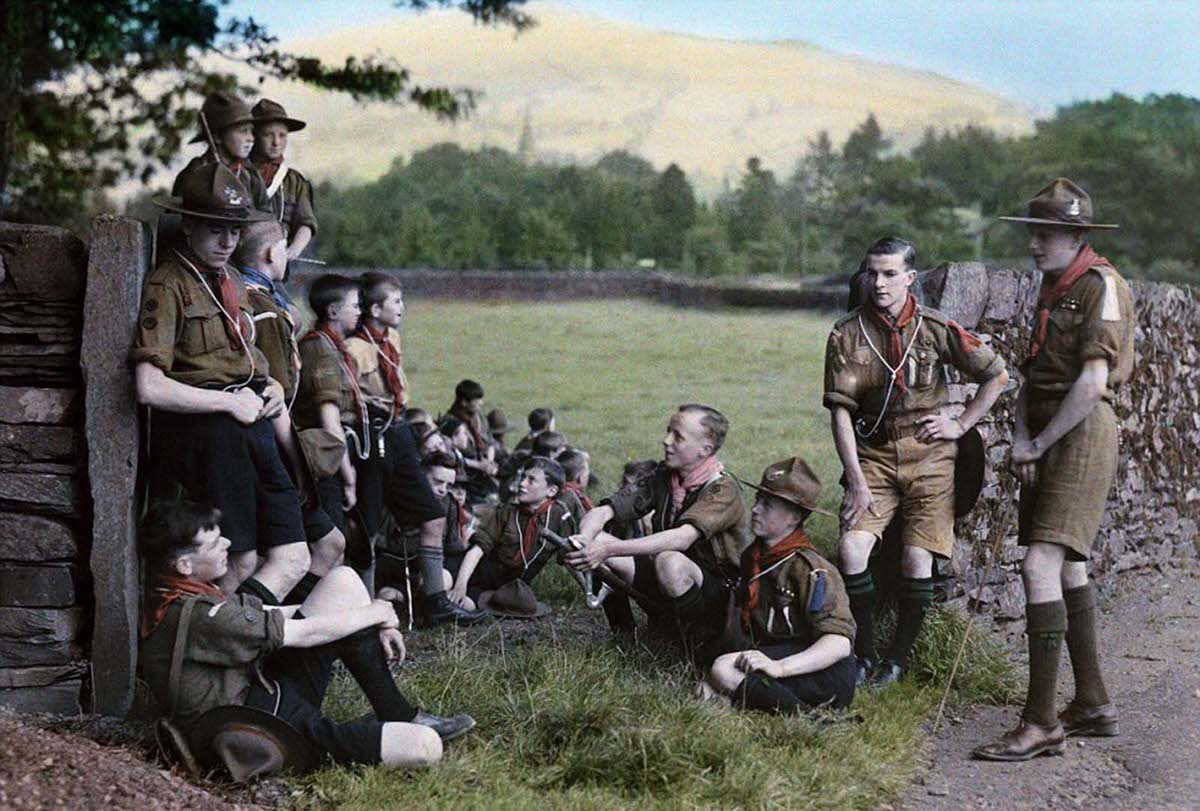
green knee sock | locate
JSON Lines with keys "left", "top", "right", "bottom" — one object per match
{"left": 844, "top": 570, "right": 877, "bottom": 661}
{"left": 1064, "top": 584, "right": 1110, "bottom": 707}
{"left": 1024, "top": 599, "right": 1068, "bottom": 726}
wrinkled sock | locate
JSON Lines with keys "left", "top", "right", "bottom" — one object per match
{"left": 283, "top": 571, "right": 321, "bottom": 606}
{"left": 844, "top": 570, "right": 877, "bottom": 662}
{"left": 735, "top": 672, "right": 805, "bottom": 716}
{"left": 338, "top": 628, "right": 418, "bottom": 722}
{"left": 236, "top": 576, "right": 280, "bottom": 606}
{"left": 1064, "top": 584, "right": 1110, "bottom": 707}
{"left": 1023, "top": 599, "right": 1068, "bottom": 726}
{"left": 418, "top": 546, "right": 445, "bottom": 597}
{"left": 886, "top": 576, "right": 934, "bottom": 668}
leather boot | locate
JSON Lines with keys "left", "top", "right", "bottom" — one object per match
{"left": 971, "top": 719, "right": 1066, "bottom": 761}
{"left": 1059, "top": 700, "right": 1119, "bottom": 737}
{"left": 413, "top": 711, "right": 476, "bottom": 742}
{"left": 427, "top": 592, "right": 487, "bottom": 626}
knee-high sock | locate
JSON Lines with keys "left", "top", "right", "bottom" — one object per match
{"left": 1064, "top": 584, "right": 1109, "bottom": 707}
{"left": 418, "top": 545, "right": 445, "bottom": 597}
{"left": 844, "top": 570, "right": 877, "bottom": 661}
{"left": 1023, "top": 599, "right": 1068, "bottom": 726}
{"left": 735, "top": 672, "right": 805, "bottom": 716}
{"left": 602, "top": 590, "right": 635, "bottom": 632}
{"left": 338, "top": 628, "right": 418, "bottom": 722}
{"left": 886, "top": 576, "right": 934, "bottom": 668}
{"left": 237, "top": 576, "right": 280, "bottom": 606}
{"left": 670, "top": 583, "right": 706, "bottom": 627}
{"left": 283, "top": 571, "right": 321, "bottom": 606}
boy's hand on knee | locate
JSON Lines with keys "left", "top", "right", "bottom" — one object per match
{"left": 565, "top": 537, "right": 606, "bottom": 571}
{"left": 379, "top": 628, "right": 406, "bottom": 662}
{"left": 448, "top": 580, "right": 469, "bottom": 606}
{"left": 226, "top": 388, "right": 264, "bottom": 425}
{"left": 372, "top": 599, "right": 400, "bottom": 629}
{"left": 735, "top": 650, "right": 778, "bottom": 678}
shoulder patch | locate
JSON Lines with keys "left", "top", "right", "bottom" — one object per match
{"left": 1100, "top": 273, "right": 1121, "bottom": 322}
{"left": 807, "top": 570, "right": 827, "bottom": 613}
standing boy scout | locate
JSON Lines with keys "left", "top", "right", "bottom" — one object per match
{"left": 132, "top": 163, "right": 311, "bottom": 604}
{"left": 174, "top": 92, "right": 270, "bottom": 213}
{"left": 566, "top": 405, "right": 751, "bottom": 644}
{"left": 825, "top": 237, "right": 1008, "bottom": 685}
{"left": 700, "top": 458, "right": 857, "bottom": 715}
{"left": 251, "top": 98, "right": 318, "bottom": 259}
{"left": 973, "top": 179, "right": 1133, "bottom": 761}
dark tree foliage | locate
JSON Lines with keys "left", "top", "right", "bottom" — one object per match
{"left": 0, "top": 0, "right": 530, "bottom": 224}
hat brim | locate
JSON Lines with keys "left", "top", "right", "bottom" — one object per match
{"left": 998, "top": 216, "right": 1119, "bottom": 230}
{"left": 254, "top": 116, "right": 307, "bottom": 132}
{"left": 477, "top": 591, "right": 552, "bottom": 619}
{"left": 189, "top": 116, "right": 258, "bottom": 144}
{"left": 738, "top": 477, "right": 836, "bottom": 518}
{"left": 188, "top": 705, "right": 317, "bottom": 774}
{"left": 152, "top": 194, "right": 275, "bottom": 223}
{"left": 953, "top": 425, "right": 986, "bottom": 518}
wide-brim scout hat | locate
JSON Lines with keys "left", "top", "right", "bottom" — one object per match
{"left": 954, "top": 425, "right": 986, "bottom": 518}
{"left": 487, "top": 408, "right": 512, "bottom": 436}
{"left": 297, "top": 427, "right": 347, "bottom": 479}
{"left": 188, "top": 705, "right": 317, "bottom": 782}
{"left": 251, "top": 98, "right": 307, "bottom": 132}
{"left": 189, "top": 91, "right": 257, "bottom": 144}
{"left": 998, "top": 177, "right": 1118, "bottom": 230}
{"left": 738, "top": 457, "right": 835, "bottom": 517}
{"left": 478, "top": 579, "right": 551, "bottom": 619}
{"left": 153, "top": 162, "right": 274, "bottom": 223}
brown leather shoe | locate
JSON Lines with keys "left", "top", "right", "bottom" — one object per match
{"left": 1059, "top": 700, "right": 1119, "bottom": 737}
{"left": 971, "top": 719, "right": 1066, "bottom": 761}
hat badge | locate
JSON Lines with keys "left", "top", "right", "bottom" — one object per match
{"left": 223, "top": 185, "right": 245, "bottom": 206}
{"left": 766, "top": 470, "right": 784, "bottom": 481}
{"left": 1066, "top": 198, "right": 1081, "bottom": 217}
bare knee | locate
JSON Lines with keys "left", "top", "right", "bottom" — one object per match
{"left": 303, "top": 565, "right": 371, "bottom": 615}
{"left": 309, "top": 528, "right": 346, "bottom": 575}
{"left": 654, "top": 551, "right": 696, "bottom": 597}
{"left": 229, "top": 550, "right": 259, "bottom": 582}
{"left": 1021, "top": 543, "right": 1065, "bottom": 602}
{"left": 838, "top": 532, "right": 875, "bottom": 574}
{"left": 1061, "top": 561, "right": 1089, "bottom": 590}
{"left": 900, "top": 545, "right": 933, "bottom": 578}
{"left": 709, "top": 653, "right": 745, "bottom": 693}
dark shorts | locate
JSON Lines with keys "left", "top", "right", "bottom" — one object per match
{"left": 353, "top": 422, "right": 443, "bottom": 538}
{"left": 150, "top": 410, "right": 305, "bottom": 554}
{"left": 631, "top": 555, "right": 729, "bottom": 621}
{"left": 302, "top": 475, "right": 343, "bottom": 542}
{"left": 465, "top": 553, "right": 525, "bottom": 599}
{"left": 733, "top": 646, "right": 856, "bottom": 715}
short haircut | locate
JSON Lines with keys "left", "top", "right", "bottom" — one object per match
{"left": 528, "top": 407, "right": 554, "bottom": 431}
{"left": 140, "top": 500, "right": 222, "bottom": 573}
{"left": 404, "top": 407, "right": 430, "bottom": 424}
{"left": 623, "top": 459, "right": 658, "bottom": 482}
{"left": 558, "top": 448, "right": 590, "bottom": 483}
{"left": 438, "top": 416, "right": 465, "bottom": 437}
{"left": 308, "top": 274, "right": 359, "bottom": 322}
{"left": 421, "top": 450, "right": 459, "bottom": 471}
{"left": 531, "top": 430, "right": 568, "bottom": 458}
{"left": 359, "top": 270, "right": 403, "bottom": 311}
{"left": 455, "top": 379, "right": 484, "bottom": 401}
{"left": 677, "top": 404, "right": 729, "bottom": 453}
{"left": 865, "top": 236, "right": 917, "bottom": 270}
{"left": 231, "top": 220, "right": 286, "bottom": 267}
{"left": 525, "top": 456, "right": 565, "bottom": 492}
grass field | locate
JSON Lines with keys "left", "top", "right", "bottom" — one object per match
{"left": 297, "top": 300, "right": 1018, "bottom": 809}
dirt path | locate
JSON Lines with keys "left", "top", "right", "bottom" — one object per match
{"left": 902, "top": 564, "right": 1200, "bottom": 811}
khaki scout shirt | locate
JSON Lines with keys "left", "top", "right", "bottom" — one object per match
{"left": 129, "top": 257, "right": 270, "bottom": 388}
{"left": 264, "top": 166, "right": 319, "bottom": 238}
{"left": 246, "top": 285, "right": 299, "bottom": 402}
{"left": 470, "top": 498, "right": 577, "bottom": 581}
{"left": 1024, "top": 265, "right": 1135, "bottom": 405}
{"left": 603, "top": 465, "right": 751, "bottom": 580}
{"left": 728, "top": 547, "right": 856, "bottom": 649}
{"left": 294, "top": 333, "right": 359, "bottom": 431}
{"left": 173, "top": 153, "right": 271, "bottom": 213}
{"left": 346, "top": 328, "right": 409, "bottom": 414}
{"left": 140, "top": 592, "right": 284, "bottom": 731}
{"left": 823, "top": 305, "right": 1005, "bottom": 425}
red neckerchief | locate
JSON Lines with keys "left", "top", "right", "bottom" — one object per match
{"left": 354, "top": 323, "right": 405, "bottom": 416}
{"left": 864, "top": 293, "right": 918, "bottom": 395}
{"left": 300, "top": 323, "right": 363, "bottom": 413}
{"left": 176, "top": 249, "right": 251, "bottom": 348}
{"left": 561, "top": 481, "right": 593, "bottom": 511}
{"left": 669, "top": 455, "right": 724, "bottom": 513}
{"left": 258, "top": 156, "right": 283, "bottom": 187}
{"left": 738, "top": 528, "right": 815, "bottom": 632}
{"left": 141, "top": 574, "right": 223, "bottom": 639}
{"left": 509, "top": 499, "right": 556, "bottom": 570}
{"left": 1028, "top": 245, "right": 1111, "bottom": 363}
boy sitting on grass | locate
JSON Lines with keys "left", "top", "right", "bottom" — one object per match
{"left": 514, "top": 407, "right": 555, "bottom": 452}
{"left": 531, "top": 430, "right": 568, "bottom": 460}
{"left": 449, "top": 457, "right": 577, "bottom": 609}
{"left": 557, "top": 448, "right": 594, "bottom": 524}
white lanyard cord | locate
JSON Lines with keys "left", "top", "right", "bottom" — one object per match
{"left": 855, "top": 312, "right": 924, "bottom": 439}
{"left": 174, "top": 250, "right": 255, "bottom": 393}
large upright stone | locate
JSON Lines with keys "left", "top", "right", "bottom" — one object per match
{"left": 925, "top": 261, "right": 991, "bottom": 328}
{"left": 82, "top": 215, "right": 150, "bottom": 717}
{"left": 0, "top": 223, "right": 87, "bottom": 301}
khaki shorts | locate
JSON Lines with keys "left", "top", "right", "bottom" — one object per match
{"left": 848, "top": 435, "right": 957, "bottom": 559}
{"left": 1019, "top": 402, "right": 1119, "bottom": 561}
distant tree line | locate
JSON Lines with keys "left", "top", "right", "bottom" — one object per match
{"left": 316, "top": 93, "right": 1200, "bottom": 283}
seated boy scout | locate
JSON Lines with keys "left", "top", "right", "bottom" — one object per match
{"left": 556, "top": 447, "right": 594, "bottom": 524}
{"left": 450, "top": 457, "right": 576, "bottom": 608}
{"left": 250, "top": 98, "right": 318, "bottom": 259}
{"left": 133, "top": 163, "right": 311, "bottom": 604}
{"left": 566, "top": 404, "right": 751, "bottom": 643}
{"left": 174, "top": 91, "right": 270, "bottom": 213}
{"left": 514, "top": 407, "right": 555, "bottom": 453}
{"left": 825, "top": 236, "right": 1008, "bottom": 685}
{"left": 700, "top": 458, "right": 856, "bottom": 715}
{"left": 139, "top": 500, "right": 474, "bottom": 774}
{"left": 973, "top": 179, "right": 1134, "bottom": 762}
{"left": 446, "top": 379, "right": 500, "bottom": 502}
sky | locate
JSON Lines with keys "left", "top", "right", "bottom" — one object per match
{"left": 224, "top": 0, "right": 1199, "bottom": 112}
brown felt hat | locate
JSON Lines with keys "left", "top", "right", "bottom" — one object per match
{"left": 188, "top": 705, "right": 316, "bottom": 782}
{"left": 251, "top": 98, "right": 307, "bottom": 132}
{"left": 297, "top": 427, "right": 347, "bottom": 479}
{"left": 741, "top": 457, "right": 835, "bottom": 517}
{"left": 998, "top": 177, "right": 1118, "bottom": 230}
{"left": 487, "top": 408, "right": 512, "bottom": 435}
{"left": 153, "top": 162, "right": 273, "bottom": 223}
{"left": 478, "top": 579, "right": 551, "bottom": 619}
{"left": 189, "top": 91, "right": 256, "bottom": 144}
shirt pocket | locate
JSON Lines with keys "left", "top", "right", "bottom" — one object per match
{"left": 180, "top": 299, "right": 228, "bottom": 356}
{"left": 907, "top": 340, "right": 941, "bottom": 389}
{"left": 1047, "top": 309, "right": 1083, "bottom": 356}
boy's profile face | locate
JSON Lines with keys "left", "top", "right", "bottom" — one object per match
{"left": 328, "top": 289, "right": 361, "bottom": 335}
{"left": 574, "top": 458, "right": 591, "bottom": 487}
{"left": 750, "top": 492, "right": 802, "bottom": 541}
{"left": 425, "top": 465, "right": 456, "bottom": 499}
{"left": 221, "top": 122, "right": 255, "bottom": 161}
{"left": 371, "top": 289, "right": 405, "bottom": 328}
{"left": 517, "top": 467, "right": 557, "bottom": 506}
{"left": 450, "top": 485, "right": 467, "bottom": 506}
{"left": 450, "top": 425, "right": 470, "bottom": 451}
{"left": 255, "top": 122, "right": 289, "bottom": 161}
{"left": 462, "top": 397, "right": 483, "bottom": 415}
{"left": 174, "top": 525, "right": 231, "bottom": 581}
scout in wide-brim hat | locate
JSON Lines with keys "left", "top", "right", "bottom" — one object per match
{"left": 998, "top": 177, "right": 1119, "bottom": 230}
{"left": 188, "top": 91, "right": 257, "bottom": 144}
{"left": 739, "top": 457, "right": 835, "bottom": 517}
{"left": 251, "top": 98, "right": 307, "bottom": 132}
{"left": 153, "top": 161, "right": 274, "bottom": 223}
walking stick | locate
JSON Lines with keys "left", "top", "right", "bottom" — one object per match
{"left": 539, "top": 528, "right": 655, "bottom": 607}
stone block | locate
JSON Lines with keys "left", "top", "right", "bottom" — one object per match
{"left": 0, "top": 424, "right": 77, "bottom": 463}
{"left": 0, "top": 513, "right": 80, "bottom": 561}
{"left": 0, "top": 607, "right": 84, "bottom": 666}
{"left": 0, "top": 223, "right": 87, "bottom": 302}
{"left": 0, "top": 679, "right": 82, "bottom": 714}
{"left": 0, "top": 663, "right": 85, "bottom": 688}
{"left": 0, "top": 386, "right": 78, "bottom": 424}
{"left": 0, "top": 565, "right": 84, "bottom": 607}
{"left": 931, "top": 261, "right": 990, "bottom": 328}
{"left": 983, "top": 267, "right": 1021, "bottom": 321}
{"left": 0, "top": 473, "right": 82, "bottom": 516}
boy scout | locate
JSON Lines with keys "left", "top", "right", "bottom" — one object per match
{"left": 566, "top": 405, "right": 751, "bottom": 644}
{"left": 446, "top": 379, "right": 500, "bottom": 502}
{"left": 514, "top": 407, "right": 555, "bottom": 452}
{"left": 557, "top": 447, "right": 594, "bottom": 524}
{"left": 450, "top": 457, "right": 576, "bottom": 607}
{"left": 345, "top": 271, "right": 408, "bottom": 419}
{"left": 251, "top": 98, "right": 318, "bottom": 259}
{"left": 139, "top": 500, "right": 474, "bottom": 774}
{"left": 174, "top": 92, "right": 270, "bottom": 213}
{"left": 825, "top": 237, "right": 1008, "bottom": 685}
{"left": 974, "top": 179, "right": 1133, "bottom": 761}
{"left": 133, "top": 162, "right": 310, "bottom": 604}
{"left": 700, "top": 458, "right": 856, "bottom": 714}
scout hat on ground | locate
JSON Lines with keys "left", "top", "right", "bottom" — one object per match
{"left": 251, "top": 98, "right": 307, "bottom": 132}
{"left": 998, "top": 177, "right": 1118, "bottom": 230}
{"left": 188, "top": 705, "right": 317, "bottom": 782}
{"left": 738, "top": 457, "right": 835, "bottom": 517}
{"left": 153, "top": 162, "right": 273, "bottom": 223}
{"left": 189, "top": 91, "right": 257, "bottom": 144}
{"left": 478, "top": 579, "right": 551, "bottom": 619}
{"left": 954, "top": 425, "right": 986, "bottom": 518}
{"left": 487, "top": 408, "right": 512, "bottom": 436}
